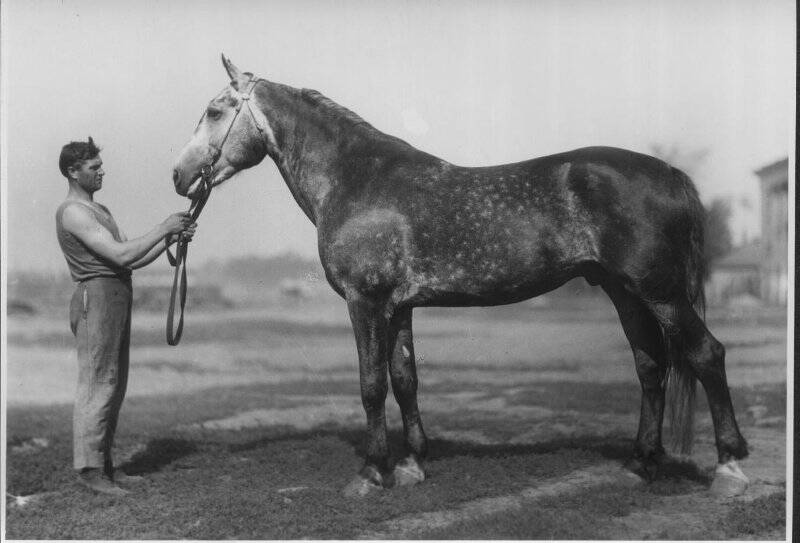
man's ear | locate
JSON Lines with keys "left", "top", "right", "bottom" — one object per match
{"left": 66, "top": 163, "right": 79, "bottom": 180}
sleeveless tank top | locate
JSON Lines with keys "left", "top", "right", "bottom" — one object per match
{"left": 55, "top": 201, "right": 132, "bottom": 282}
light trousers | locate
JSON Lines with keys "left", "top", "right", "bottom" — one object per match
{"left": 69, "top": 276, "right": 132, "bottom": 471}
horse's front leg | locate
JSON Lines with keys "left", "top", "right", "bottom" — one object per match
{"left": 342, "top": 294, "right": 390, "bottom": 497}
{"left": 388, "top": 306, "right": 427, "bottom": 486}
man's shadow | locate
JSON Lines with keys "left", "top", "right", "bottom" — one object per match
{"left": 120, "top": 438, "right": 197, "bottom": 475}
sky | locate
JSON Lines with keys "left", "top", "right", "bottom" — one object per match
{"left": 1, "top": 0, "right": 795, "bottom": 274}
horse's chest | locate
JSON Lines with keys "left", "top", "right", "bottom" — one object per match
{"left": 320, "top": 209, "right": 413, "bottom": 296}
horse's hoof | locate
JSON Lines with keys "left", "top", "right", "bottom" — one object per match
{"left": 342, "top": 466, "right": 384, "bottom": 498}
{"left": 392, "top": 457, "right": 426, "bottom": 487}
{"left": 709, "top": 460, "right": 749, "bottom": 498}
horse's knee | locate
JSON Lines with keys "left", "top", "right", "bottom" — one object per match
{"left": 362, "top": 386, "right": 387, "bottom": 410}
{"left": 361, "top": 372, "right": 388, "bottom": 410}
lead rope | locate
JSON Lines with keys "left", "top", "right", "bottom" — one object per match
{"left": 165, "top": 165, "right": 213, "bottom": 345}
{"left": 164, "top": 77, "right": 263, "bottom": 345}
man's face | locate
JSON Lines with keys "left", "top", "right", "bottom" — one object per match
{"left": 70, "top": 156, "right": 104, "bottom": 193}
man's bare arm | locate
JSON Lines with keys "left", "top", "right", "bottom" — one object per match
{"left": 61, "top": 204, "right": 191, "bottom": 268}
{"left": 128, "top": 229, "right": 196, "bottom": 270}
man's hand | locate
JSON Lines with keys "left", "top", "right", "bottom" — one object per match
{"left": 182, "top": 223, "right": 197, "bottom": 242}
{"left": 165, "top": 222, "right": 197, "bottom": 245}
{"left": 162, "top": 212, "right": 194, "bottom": 235}
{"left": 167, "top": 224, "right": 197, "bottom": 244}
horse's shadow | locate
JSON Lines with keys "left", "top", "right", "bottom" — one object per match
{"left": 229, "top": 426, "right": 711, "bottom": 485}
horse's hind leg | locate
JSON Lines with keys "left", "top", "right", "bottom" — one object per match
{"left": 649, "top": 299, "right": 749, "bottom": 496}
{"left": 602, "top": 281, "right": 667, "bottom": 479}
{"left": 387, "top": 307, "right": 427, "bottom": 486}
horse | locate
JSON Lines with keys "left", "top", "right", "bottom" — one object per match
{"left": 172, "top": 55, "right": 749, "bottom": 498}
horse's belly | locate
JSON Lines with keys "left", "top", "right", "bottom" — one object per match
{"left": 402, "top": 257, "right": 575, "bottom": 307}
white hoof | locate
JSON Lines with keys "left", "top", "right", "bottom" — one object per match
{"left": 393, "top": 457, "right": 426, "bottom": 487}
{"left": 710, "top": 460, "right": 749, "bottom": 498}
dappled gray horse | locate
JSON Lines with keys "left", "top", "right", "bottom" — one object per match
{"left": 172, "top": 55, "right": 749, "bottom": 498}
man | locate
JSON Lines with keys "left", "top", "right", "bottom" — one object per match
{"left": 56, "top": 137, "right": 195, "bottom": 496}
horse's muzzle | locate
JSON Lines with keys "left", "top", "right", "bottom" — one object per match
{"left": 173, "top": 168, "right": 189, "bottom": 196}
{"left": 172, "top": 168, "right": 196, "bottom": 197}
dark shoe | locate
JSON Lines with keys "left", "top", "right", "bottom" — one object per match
{"left": 113, "top": 469, "right": 144, "bottom": 484}
{"left": 77, "top": 468, "right": 130, "bottom": 496}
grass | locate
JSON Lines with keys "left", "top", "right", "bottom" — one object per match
{"left": 5, "top": 412, "right": 607, "bottom": 537}
{"left": 5, "top": 304, "right": 787, "bottom": 539}
{"left": 420, "top": 482, "right": 654, "bottom": 540}
{"left": 720, "top": 493, "right": 787, "bottom": 538}
{"left": 419, "top": 478, "right": 787, "bottom": 540}
{"left": 5, "top": 378, "right": 786, "bottom": 539}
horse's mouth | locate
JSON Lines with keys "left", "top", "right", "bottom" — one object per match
{"left": 183, "top": 165, "right": 236, "bottom": 199}
{"left": 185, "top": 175, "right": 206, "bottom": 200}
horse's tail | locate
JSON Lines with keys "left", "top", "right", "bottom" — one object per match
{"left": 663, "top": 167, "right": 706, "bottom": 455}
{"left": 664, "top": 333, "right": 697, "bottom": 454}
{"left": 680, "top": 168, "right": 708, "bottom": 319}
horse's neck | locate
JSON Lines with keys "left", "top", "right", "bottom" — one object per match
{"left": 264, "top": 88, "right": 353, "bottom": 225}
{"left": 269, "top": 148, "right": 322, "bottom": 225}
{"left": 263, "top": 84, "right": 429, "bottom": 227}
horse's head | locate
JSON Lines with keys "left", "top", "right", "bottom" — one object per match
{"left": 172, "top": 55, "right": 276, "bottom": 198}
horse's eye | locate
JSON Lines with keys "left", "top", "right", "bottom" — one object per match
{"left": 207, "top": 108, "right": 222, "bottom": 120}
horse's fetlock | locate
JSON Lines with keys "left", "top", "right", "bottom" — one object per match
{"left": 406, "top": 424, "right": 428, "bottom": 458}
{"left": 634, "top": 442, "right": 665, "bottom": 461}
{"left": 719, "top": 437, "right": 749, "bottom": 463}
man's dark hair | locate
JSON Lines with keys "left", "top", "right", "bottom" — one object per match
{"left": 59, "top": 137, "right": 101, "bottom": 178}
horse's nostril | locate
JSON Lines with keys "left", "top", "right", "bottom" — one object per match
{"left": 172, "top": 169, "right": 180, "bottom": 185}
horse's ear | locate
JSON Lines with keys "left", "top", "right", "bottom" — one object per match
{"left": 221, "top": 53, "right": 243, "bottom": 82}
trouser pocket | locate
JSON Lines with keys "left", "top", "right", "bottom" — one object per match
{"left": 69, "top": 284, "right": 87, "bottom": 335}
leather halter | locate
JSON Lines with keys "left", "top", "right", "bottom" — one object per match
{"left": 165, "top": 77, "right": 265, "bottom": 346}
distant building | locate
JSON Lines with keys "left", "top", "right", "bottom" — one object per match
{"left": 706, "top": 242, "right": 761, "bottom": 305}
{"left": 756, "top": 158, "right": 789, "bottom": 305}
{"left": 705, "top": 157, "right": 788, "bottom": 307}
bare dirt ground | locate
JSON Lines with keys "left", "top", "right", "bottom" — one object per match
{"left": 4, "top": 296, "right": 789, "bottom": 539}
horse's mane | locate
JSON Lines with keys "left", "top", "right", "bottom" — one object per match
{"left": 298, "top": 87, "right": 420, "bottom": 152}
{"left": 300, "top": 88, "right": 377, "bottom": 132}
